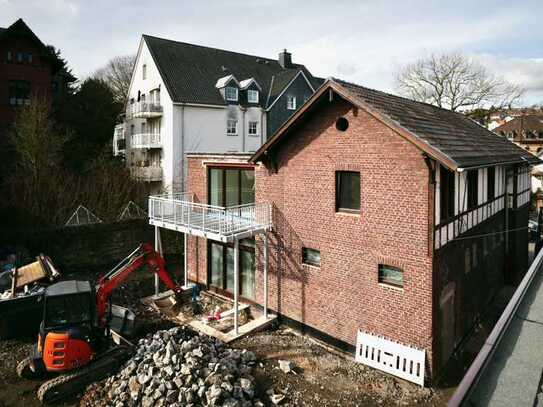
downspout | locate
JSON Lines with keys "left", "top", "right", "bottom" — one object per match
{"left": 181, "top": 105, "right": 185, "bottom": 191}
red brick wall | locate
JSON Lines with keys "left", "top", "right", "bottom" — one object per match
{"left": 0, "top": 37, "right": 53, "bottom": 132}
{"left": 254, "top": 99, "right": 435, "bottom": 374}
{"left": 184, "top": 101, "right": 436, "bottom": 376}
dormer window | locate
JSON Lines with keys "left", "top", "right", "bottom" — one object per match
{"left": 225, "top": 87, "right": 238, "bottom": 101}
{"left": 287, "top": 95, "right": 296, "bottom": 110}
{"left": 248, "top": 89, "right": 259, "bottom": 103}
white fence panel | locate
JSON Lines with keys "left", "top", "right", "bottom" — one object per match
{"left": 355, "top": 330, "right": 425, "bottom": 386}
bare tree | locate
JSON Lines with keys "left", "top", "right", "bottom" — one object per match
{"left": 94, "top": 55, "right": 136, "bottom": 106}
{"left": 395, "top": 53, "right": 524, "bottom": 112}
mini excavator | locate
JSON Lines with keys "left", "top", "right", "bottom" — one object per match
{"left": 17, "top": 243, "right": 183, "bottom": 404}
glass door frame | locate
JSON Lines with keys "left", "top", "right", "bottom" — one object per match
{"left": 207, "top": 165, "right": 255, "bottom": 208}
{"left": 207, "top": 239, "right": 256, "bottom": 300}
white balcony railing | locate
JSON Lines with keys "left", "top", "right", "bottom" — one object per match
{"left": 131, "top": 133, "right": 161, "bottom": 149}
{"left": 130, "top": 166, "right": 162, "bottom": 182}
{"left": 113, "top": 124, "right": 125, "bottom": 156}
{"left": 148, "top": 194, "right": 272, "bottom": 242}
{"left": 127, "top": 101, "right": 162, "bottom": 119}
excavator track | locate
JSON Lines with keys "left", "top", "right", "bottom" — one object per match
{"left": 17, "top": 356, "right": 43, "bottom": 379}
{"left": 37, "top": 345, "right": 133, "bottom": 404}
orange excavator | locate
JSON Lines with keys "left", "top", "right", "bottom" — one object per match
{"left": 17, "top": 243, "right": 183, "bottom": 404}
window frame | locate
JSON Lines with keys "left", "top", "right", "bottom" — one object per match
{"left": 287, "top": 95, "right": 297, "bottom": 110}
{"left": 248, "top": 121, "right": 259, "bottom": 136}
{"left": 8, "top": 80, "right": 31, "bottom": 106}
{"left": 439, "top": 167, "right": 455, "bottom": 223}
{"left": 335, "top": 171, "right": 361, "bottom": 214}
{"left": 247, "top": 89, "right": 259, "bottom": 103}
{"left": 378, "top": 264, "right": 404, "bottom": 289}
{"left": 225, "top": 86, "right": 239, "bottom": 102}
{"left": 487, "top": 167, "right": 495, "bottom": 200}
{"left": 6, "top": 51, "right": 12, "bottom": 62}
{"left": 467, "top": 170, "right": 479, "bottom": 210}
{"left": 302, "top": 247, "right": 321, "bottom": 267}
{"left": 226, "top": 119, "right": 238, "bottom": 136}
{"left": 207, "top": 166, "right": 255, "bottom": 207}
{"left": 142, "top": 64, "right": 147, "bottom": 80}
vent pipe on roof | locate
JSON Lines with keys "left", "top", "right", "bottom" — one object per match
{"left": 278, "top": 49, "right": 292, "bottom": 69}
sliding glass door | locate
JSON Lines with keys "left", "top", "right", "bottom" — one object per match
{"left": 208, "top": 167, "right": 255, "bottom": 207}
{"left": 208, "top": 239, "right": 255, "bottom": 299}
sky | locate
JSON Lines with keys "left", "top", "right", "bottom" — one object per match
{"left": 2, "top": 0, "right": 543, "bottom": 105}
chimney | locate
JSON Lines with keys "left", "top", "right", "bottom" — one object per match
{"left": 278, "top": 49, "right": 292, "bottom": 69}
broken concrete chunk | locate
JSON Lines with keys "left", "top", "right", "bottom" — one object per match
{"left": 278, "top": 359, "right": 294, "bottom": 373}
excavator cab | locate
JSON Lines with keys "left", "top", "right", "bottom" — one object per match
{"left": 38, "top": 281, "right": 97, "bottom": 373}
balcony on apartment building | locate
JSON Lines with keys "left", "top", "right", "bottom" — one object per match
{"left": 131, "top": 132, "right": 162, "bottom": 149}
{"left": 148, "top": 193, "right": 272, "bottom": 243}
{"left": 127, "top": 101, "right": 163, "bottom": 119}
{"left": 113, "top": 124, "right": 125, "bottom": 155}
{"left": 130, "top": 165, "right": 162, "bottom": 182}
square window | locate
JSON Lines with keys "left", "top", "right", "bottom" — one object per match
{"left": 227, "top": 119, "right": 238, "bottom": 135}
{"left": 336, "top": 171, "right": 360, "bottom": 213}
{"left": 247, "top": 89, "right": 259, "bottom": 103}
{"left": 302, "top": 247, "right": 320, "bottom": 267}
{"left": 248, "top": 121, "right": 258, "bottom": 136}
{"left": 287, "top": 95, "right": 296, "bottom": 110}
{"left": 225, "top": 87, "right": 238, "bottom": 102}
{"left": 378, "top": 264, "right": 403, "bottom": 288}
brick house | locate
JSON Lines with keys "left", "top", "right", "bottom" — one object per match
{"left": 0, "top": 18, "right": 73, "bottom": 136}
{"left": 149, "top": 78, "right": 539, "bottom": 382}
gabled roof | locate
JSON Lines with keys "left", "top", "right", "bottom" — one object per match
{"left": 494, "top": 115, "right": 543, "bottom": 133}
{"left": 215, "top": 74, "right": 239, "bottom": 89}
{"left": 0, "top": 18, "right": 46, "bottom": 51}
{"left": 142, "top": 35, "right": 321, "bottom": 107}
{"left": 251, "top": 79, "right": 540, "bottom": 170}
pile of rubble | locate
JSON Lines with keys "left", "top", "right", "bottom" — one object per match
{"left": 101, "top": 326, "right": 263, "bottom": 407}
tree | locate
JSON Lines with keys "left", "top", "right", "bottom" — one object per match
{"left": 58, "top": 78, "right": 122, "bottom": 172}
{"left": 93, "top": 55, "right": 136, "bottom": 106}
{"left": 395, "top": 53, "right": 524, "bottom": 112}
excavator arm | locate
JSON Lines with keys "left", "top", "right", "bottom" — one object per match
{"left": 95, "top": 243, "right": 181, "bottom": 328}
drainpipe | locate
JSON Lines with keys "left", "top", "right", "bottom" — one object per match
{"left": 180, "top": 105, "right": 185, "bottom": 191}
{"left": 242, "top": 109, "right": 246, "bottom": 152}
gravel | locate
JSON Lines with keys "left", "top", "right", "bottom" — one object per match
{"left": 82, "top": 326, "right": 263, "bottom": 407}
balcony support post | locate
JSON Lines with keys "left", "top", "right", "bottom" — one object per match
{"left": 154, "top": 226, "right": 162, "bottom": 296}
{"left": 234, "top": 238, "right": 239, "bottom": 335}
{"left": 184, "top": 232, "right": 188, "bottom": 287}
{"left": 263, "top": 232, "right": 268, "bottom": 319}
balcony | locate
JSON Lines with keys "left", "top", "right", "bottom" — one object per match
{"left": 130, "top": 166, "right": 162, "bottom": 182}
{"left": 113, "top": 124, "right": 125, "bottom": 155}
{"left": 127, "top": 101, "right": 162, "bottom": 119}
{"left": 149, "top": 194, "right": 272, "bottom": 242}
{"left": 132, "top": 133, "right": 161, "bottom": 149}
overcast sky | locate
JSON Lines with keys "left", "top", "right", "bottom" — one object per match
{"left": 3, "top": 0, "right": 543, "bottom": 105}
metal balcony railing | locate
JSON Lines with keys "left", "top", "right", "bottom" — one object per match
{"left": 148, "top": 194, "right": 272, "bottom": 242}
{"left": 130, "top": 166, "right": 162, "bottom": 182}
{"left": 131, "top": 133, "right": 161, "bottom": 149}
{"left": 127, "top": 101, "right": 162, "bottom": 119}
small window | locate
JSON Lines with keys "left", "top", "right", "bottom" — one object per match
{"left": 336, "top": 117, "right": 349, "bottom": 131}
{"left": 17, "top": 52, "right": 23, "bottom": 63}
{"left": 227, "top": 119, "right": 238, "bottom": 135}
{"left": 467, "top": 170, "right": 478, "bottom": 209}
{"left": 247, "top": 89, "right": 259, "bottom": 103}
{"left": 27, "top": 53, "right": 32, "bottom": 63}
{"left": 287, "top": 95, "right": 296, "bottom": 110}
{"left": 336, "top": 171, "right": 360, "bottom": 213}
{"left": 225, "top": 86, "right": 238, "bottom": 101}
{"left": 378, "top": 264, "right": 403, "bottom": 288}
{"left": 6, "top": 51, "right": 12, "bottom": 62}
{"left": 248, "top": 121, "right": 258, "bottom": 136}
{"left": 302, "top": 247, "right": 320, "bottom": 267}
{"left": 142, "top": 64, "right": 147, "bottom": 80}
{"left": 8, "top": 80, "right": 31, "bottom": 106}
{"left": 487, "top": 167, "right": 495, "bottom": 200}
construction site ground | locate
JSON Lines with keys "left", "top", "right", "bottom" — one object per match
{"left": 0, "top": 267, "right": 511, "bottom": 407}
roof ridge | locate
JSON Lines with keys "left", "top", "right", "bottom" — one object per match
{"left": 332, "top": 77, "right": 473, "bottom": 120}
{"left": 142, "top": 34, "right": 306, "bottom": 70}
